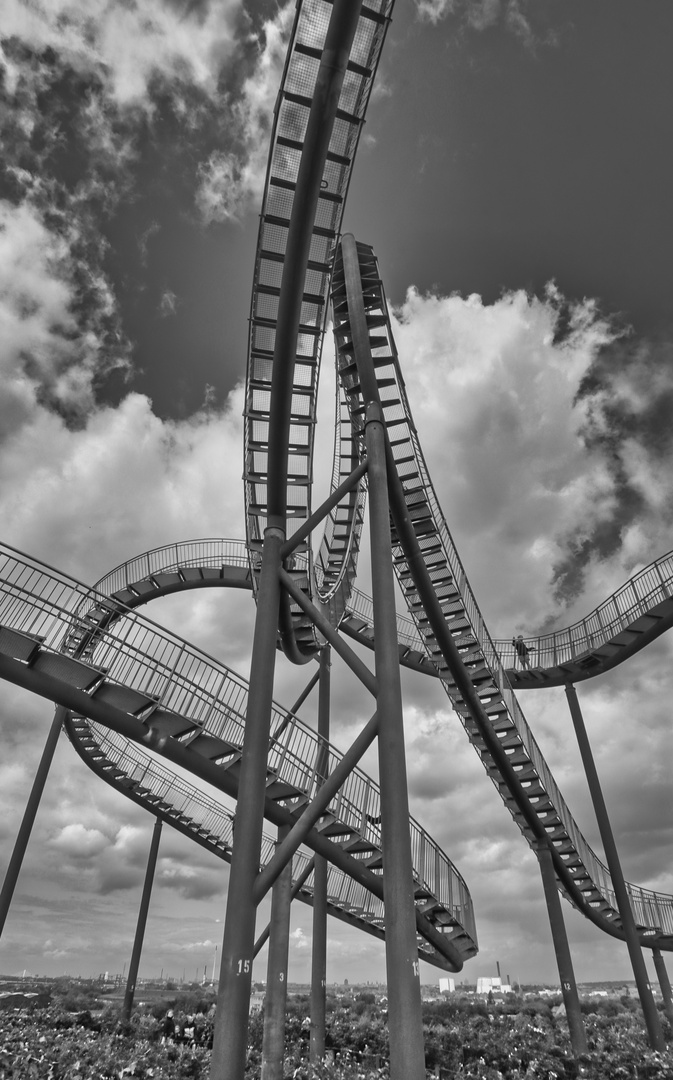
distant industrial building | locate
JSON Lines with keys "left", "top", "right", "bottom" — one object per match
{"left": 476, "top": 977, "right": 512, "bottom": 994}
{"left": 438, "top": 978, "right": 455, "bottom": 993}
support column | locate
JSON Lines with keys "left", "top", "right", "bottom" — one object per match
{"left": 0, "top": 709, "right": 63, "bottom": 938}
{"left": 261, "top": 825, "right": 293, "bottom": 1080}
{"left": 310, "top": 646, "right": 330, "bottom": 1063}
{"left": 533, "top": 840, "right": 587, "bottom": 1057}
{"left": 652, "top": 947, "right": 673, "bottom": 1025}
{"left": 122, "top": 816, "right": 163, "bottom": 1022}
{"left": 342, "top": 231, "right": 425, "bottom": 1080}
{"left": 565, "top": 683, "right": 664, "bottom": 1050}
{"left": 365, "top": 403, "right": 426, "bottom": 1080}
{"left": 210, "top": 527, "right": 283, "bottom": 1080}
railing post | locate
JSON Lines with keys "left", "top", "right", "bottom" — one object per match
{"left": 261, "top": 824, "right": 293, "bottom": 1080}
{"left": 122, "top": 816, "right": 163, "bottom": 1022}
{"left": 310, "top": 646, "right": 330, "bottom": 1063}
{"left": 533, "top": 839, "right": 588, "bottom": 1060}
{"left": 564, "top": 682, "right": 664, "bottom": 1050}
{"left": 0, "top": 708, "right": 63, "bottom": 938}
{"left": 210, "top": 526, "right": 284, "bottom": 1080}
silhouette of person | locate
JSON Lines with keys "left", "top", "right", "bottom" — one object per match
{"left": 512, "top": 635, "right": 532, "bottom": 669}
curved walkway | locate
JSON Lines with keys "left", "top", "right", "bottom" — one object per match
{"left": 0, "top": 543, "right": 476, "bottom": 970}
{"left": 491, "top": 549, "right": 673, "bottom": 687}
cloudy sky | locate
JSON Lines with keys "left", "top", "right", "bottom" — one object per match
{"left": 1, "top": 0, "right": 672, "bottom": 992}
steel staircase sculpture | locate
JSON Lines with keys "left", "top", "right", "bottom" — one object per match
{"left": 0, "top": 0, "right": 670, "bottom": 1035}
{"left": 0, "top": 543, "right": 476, "bottom": 970}
{"left": 326, "top": 240, "right": 673, "bottom": 951}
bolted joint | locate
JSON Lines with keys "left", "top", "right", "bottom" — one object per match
{"left": 364, "top": 401, "right": 384, "bottom": 426}
{"left": 263, "top": 524, "right": 287, "bottom": 543}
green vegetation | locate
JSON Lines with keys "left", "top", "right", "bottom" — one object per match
{"left": 0, "top": 985, "right": 670, "bottom": 1078}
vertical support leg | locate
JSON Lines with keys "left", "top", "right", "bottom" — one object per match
{"left": 261, "top": 825, "right": 293, "bottom": 1080}
{"left": 211, "top": 527, "right": 283, "bottom": 1080}
{"left": 534, "top": 840, "right": 588, "bottom": 1058}
{"left": 652, "top": 947, "right": 673, "bottom": 1025}
{"left": 342, "top": 232, "right": 425, "bottom": 1080}
{"left": 0, "top": 709, "right": 63, "bottom": 938}
{"left": 310, "top": 646, "right": 330, "bottom": 1063}
{"left": 565, "top": 683, "right": 664, "bottom": 1050}
{"left": 122, "top": 816, "right": 163, "bottom": 1022}
{"left": 365, "top": 405, "right": 426, "bottom": 1080}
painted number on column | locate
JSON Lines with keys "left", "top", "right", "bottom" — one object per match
{"left": 279, "top": 972, "right": 284, "bottom": 982}
{"left": 412, "top": 960, "right": 420, "bottom": 978}
{"left": 236, "top": 959, "right": 251, "bottom": 975}
{"left": 563, "top": 982, "right": 572, "bottom": 991}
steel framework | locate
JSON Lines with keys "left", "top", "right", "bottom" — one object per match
{"left": 0, "top": 0, "right": 672, "bottom": 1073}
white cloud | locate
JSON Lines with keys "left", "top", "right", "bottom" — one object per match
{"left": 2, "top": 0, "right": 243, "bottom": 106}
{"left": 195, "top": 2, "right": 294, "bottom": 223}
{"left": 290, "top": 927, "right": 310, "bottom": 951}
{"left": 0, "top": 387, "right": 245, "bottom": 583}
{"left": 51, "top": 823, "right": 109, "bottom": 858}
{"left": 0, "top": 200, "right": 128, "bottom": 432}
{"left": 391, "top": 285, "right": 617, "bottom": 631}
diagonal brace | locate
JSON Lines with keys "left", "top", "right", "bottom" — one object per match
{"left": 280, "top": 458, "right": 368, "bottom": 560}
{"left": 252, "top": 709, "right": 379, "bottom": 905}
{"left": 279, "top": 568, "right": 378, "bottom": 696}
{"left": 253, "top": 858, "right": 316, "bottom": 957}
{"left": 270, "top": 667, "right": 320, "bottom": 745}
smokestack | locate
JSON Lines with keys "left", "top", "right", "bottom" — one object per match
{"left": 496, "top": 961, "right": 502, "bottom": 980}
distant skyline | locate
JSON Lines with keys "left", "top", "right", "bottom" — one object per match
{"left": 0, "top": 0, "right": 672, "bottom": 991}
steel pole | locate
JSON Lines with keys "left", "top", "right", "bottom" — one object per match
{"left": 0, "top": 708, "right": 63, "bottom": 938}
{"left": 254, "top": 858, "right": 316, "bottom": 958}
{"left": 310, "top": 646, "right": 330, "bottom": 1063}
{"left": 210, "top": 527, "right": 283, "bottom": 1080}
{"left": 122, "top": 816, "right": 163, "bottom": 1022}
{"left": 342, "top": 232, "right": 425, "bottom": 1080}
{"left": 652, "top": 947, "right": 673, "bottom": 1025}
{"left": 564, "top": 682, "right": 664, "bottom": 1050}
{"left": 533, "top": 840, "right": 588, "bottom": 1057}
{"left": 261, "top": 825, "right": 293, "bottom": 1080}
{"left": 365, "top": 404, "right": 426, "bottom": 1080}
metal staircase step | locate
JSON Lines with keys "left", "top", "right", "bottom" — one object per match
{"left": 91, "top": 681, "right": 157, "bottom": 715}
{"left": 0, "top": 625, "right": 44, "bottom": 663}
{"left": 145, "top": 708, "right": 197, "bottom": 740}
{"left": 31, "top": 651, "right": 103, "bottom": 690}
{"left": 182, "top": 732, "right": 240, "bottom": 762}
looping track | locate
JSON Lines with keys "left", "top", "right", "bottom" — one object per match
{"left": 240, "top": 0, "right": 672, "bottom": 956}
{"left": 0, "top": 0, "right": 670, "bottom": 998}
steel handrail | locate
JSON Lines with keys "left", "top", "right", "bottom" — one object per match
{"left": 492, "top": 549, "right": 673, "bottom": 671}
{"left": 0, "top": 543, "right": 475, "bottom": 947}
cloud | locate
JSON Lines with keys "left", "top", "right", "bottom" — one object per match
{"left": 0, "top": 387, "right": 245, "bottom": 582}
{"left": 290, "top": 927, "right": 310, "bottom": 951}
{"left": 194, "top": 2, "right": 294, "bottom": 223}
{"left": 166, "top": 938, "right": 217, "bottom": 954}
{"left": 157, "top": 858, "right": 226, "bottom": 901}
{"left": 159, "top": 289, "right": 178, "bottom": 317}
{"left": 414, "top": 0, "right": 546, "bottom": 49}
{"left": 551, "top": 331, "right": 673, "bottom": 604}
{"left": 391, "top": 283, "right": 619, "bottom": 632}
{"left": 1, "top": 0, "right": 243, "bottom": 107}
{"left": 51, "top": 823, "right": 109, "bottom": 859}
{"left": 0, "top": 200, "right": 130, "bottom": 432}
